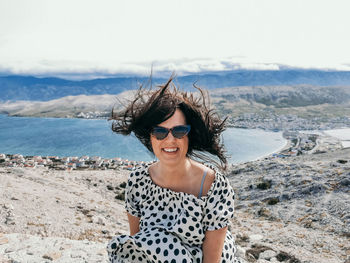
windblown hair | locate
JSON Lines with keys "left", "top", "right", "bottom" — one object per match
{"left": 110, "top": 76, "right": 229, "bottom": 171}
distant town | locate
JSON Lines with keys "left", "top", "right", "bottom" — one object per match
{"left": 73, "top": 111, "right": 350, "bottom": 132}
{"left": 0, "top": 153, "right": 146, "bottom": 171}
{"left": 228, "top": 113, "right": 350, "bottom": 131}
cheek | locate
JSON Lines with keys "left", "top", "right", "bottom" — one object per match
{"left": 182, "top": 137, "right": 189, "bottom": 152}
{"left": 150, "top": 136, "right": 159, "bottom": 152}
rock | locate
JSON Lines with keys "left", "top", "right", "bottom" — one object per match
{"left": 59, "top": 243, "right": 73, "bottom": 250}
{"left": 235, "top": 245, "right": 246, "bottom": 259}
{"left": 97, "top": 248, "right": 106, "bottom": 256}
{"left": 276, "top": 251, "right": 301, "bottom": 263}
{"left": 340, "top": 178, "right": 350, "bottom": 186}
{"left": 42, "top": 251, "right": 62, "bottom": 261}
{"left": 0, "top": 236, "right": 9, "bottom": 245}
{"left": 249, "top": 234, "right": 263, "bottom": 242}
{"left": 246, "top": 245, "right": 271, "bottom": 260}
{"left": 94, "top": 216, "right": 106, "bottom": 225}
{"left": 259, "top": 249, "right": 277, "bottom": 260}
{"left": 0, "top": 255, "right": 11, "bottom": 263}
{"left": 257, "top": 207, "right": 271, "bottom": 218}
{"left": 5, "top": 247, "right": 15, "bottom": 253}
{"left": 269, "top": 257, "right": 279, "bottom": 263}
{"left": 3, "top": 204, "right": 14, "bottom": 210}
{"left": 337, "top": 159, "right": 348, "bottom": 164}
{"left": 70, "top": 250, "right": 84, "bottom": 258}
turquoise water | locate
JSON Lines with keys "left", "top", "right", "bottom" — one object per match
{"left": 0, "top": 115, "right": 286, "bottom": 164}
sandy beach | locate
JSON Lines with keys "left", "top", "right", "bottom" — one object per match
{"left": 1, "top": 132, "right": 349, "bottom": 263}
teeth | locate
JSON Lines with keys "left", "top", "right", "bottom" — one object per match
{"left": 163, "top": 148, "right": 178, "bottom": 152}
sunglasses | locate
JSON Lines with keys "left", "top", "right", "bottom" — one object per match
{"left": 151, "top": 125, "right": 191, "bottom": 140}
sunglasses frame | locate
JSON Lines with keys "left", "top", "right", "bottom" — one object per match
{"left": 151, "top": 125, "right": 191, "bottom": 140}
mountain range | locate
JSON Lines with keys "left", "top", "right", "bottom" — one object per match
{"left": 1, "top": 70, "right": 350, "bottom": 101}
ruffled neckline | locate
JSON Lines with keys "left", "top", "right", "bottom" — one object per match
{"left": 140, "top": 162, "right": 220, "bottom": 203}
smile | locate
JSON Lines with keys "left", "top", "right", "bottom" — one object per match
{"left": 162, "top": 148, "right": 179, "bottom": 153}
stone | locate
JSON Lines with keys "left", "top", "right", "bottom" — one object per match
{"left": 249, "top": 234, "right": 263, "bottom": 242}
{"left": 94, "top": 216, "right": 106, "bottom": 225}
{"left": 43, "top": 251, "right": 62, "bottom": 261}
{"left": 259, "top": 249, "right": 277, "bottom": 260}
{"left": 235, "top": 245, "right": 246, "bottom": 259}
{"left": 0, "top": 255, "right": 10, "bottom": 263}
{"left": 59, "top": 243, "right": 72, "bottom": 250}
{"left": 3, "top": 204, "right": 14, "bottom": 210}
{"left": 70, "top": 250, "right": 84, "bottom": 258}
{"left": 97, "top": 248, "right": 106, "bottom": 256}
{"left": 5, "top": 247, "right": 15, "bottom": 253}
{"left": 0, "top": 237, "right": 9, "bottom": 245}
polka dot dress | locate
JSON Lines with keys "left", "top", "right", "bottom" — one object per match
{"left": 107, "top": 164, "right": 241, "bottom": 263}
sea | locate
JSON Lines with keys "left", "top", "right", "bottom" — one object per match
{"left": 0, "top": 115, "right": 287, "bottom": 164}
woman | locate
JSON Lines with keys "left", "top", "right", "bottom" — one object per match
{"left": 107, "top": 77, "right": 240, "bottom": 263}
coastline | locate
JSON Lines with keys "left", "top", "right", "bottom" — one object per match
{"left": 232, "top": 131, "right": 289, "bottom": 166}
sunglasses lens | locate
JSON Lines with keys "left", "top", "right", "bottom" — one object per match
{"left": 152, "top": 125, "right": 191, "bottom": 140}
{"left": 152, "top": 127, "right": 168, "bottom": 140}
{"left": 172, "top": 125, "right": 190, "bottom": 139}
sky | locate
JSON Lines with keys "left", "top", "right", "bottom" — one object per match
{"left": 1, "top": 0, "right": 350, "bottom": 78}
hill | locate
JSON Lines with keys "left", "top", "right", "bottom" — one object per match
{"left": 1, "top": 85, "right": 349, "bottom": 130}
{"left": 1, "top": 70, "right": 350, "bottom": 101}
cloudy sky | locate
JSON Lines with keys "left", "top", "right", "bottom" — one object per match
{"left": 0, "top": 0, "right": 349, "bottom": 77}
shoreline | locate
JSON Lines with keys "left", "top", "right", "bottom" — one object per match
{"left": 232, "top": 131, "right": 289, "bottom": 166}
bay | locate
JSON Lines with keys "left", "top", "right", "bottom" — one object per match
{"left": 0, "top": 115, "right": 286, "bottom": 164}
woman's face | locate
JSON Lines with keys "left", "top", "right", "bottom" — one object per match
{"left": 150, "top": 109, "right": 189, "bottom": 166}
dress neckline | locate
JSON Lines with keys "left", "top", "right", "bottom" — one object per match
{"left": 142, "top": 162, "right": 218, "bottom": 201}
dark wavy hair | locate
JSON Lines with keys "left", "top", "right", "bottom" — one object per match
{"left": 110, "top": 76, "right": 229, "bottom": 170}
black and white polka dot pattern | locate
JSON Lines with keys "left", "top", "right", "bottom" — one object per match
{"left": 107, "top": 164, "right": 240, "bottom": 262}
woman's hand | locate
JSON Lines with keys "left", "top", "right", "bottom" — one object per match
{"left": 202, "top": 226, "right": 227, "bottom": 263}
{"left": 127, "top": 212, "right": 140, "bottom": 236}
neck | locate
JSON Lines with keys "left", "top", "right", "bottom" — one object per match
{"left": 157, "top": 158, "right": 192, "bottom": 184}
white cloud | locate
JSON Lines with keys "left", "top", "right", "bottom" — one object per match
{"left": 2, "top": 57, "right": 350, "bottom": 80}
{"left": 1, "top": 0, "right": 350, "bottom": 77}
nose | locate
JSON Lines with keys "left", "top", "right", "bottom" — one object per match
{"left": 164, "top": 131, "right": 176, "bottom": 141}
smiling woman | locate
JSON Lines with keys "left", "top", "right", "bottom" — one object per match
{"left": 108, "top": 76, "right": 241, "bottom": 263}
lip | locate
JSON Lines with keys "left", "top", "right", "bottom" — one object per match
{"left": 161, "top": 147, "right": 179, "bottom": 154}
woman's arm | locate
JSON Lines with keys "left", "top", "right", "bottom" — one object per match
{"left": 202, "top": 226, "right": 227, "bottom": 263}
{"left": 127, "top": 212, "right": 140, "bottom": 236}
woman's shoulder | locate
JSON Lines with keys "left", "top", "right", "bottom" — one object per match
{"left": 127, "top": 164, "right": 150, "bottom": 184}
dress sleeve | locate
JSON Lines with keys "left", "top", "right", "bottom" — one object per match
{"left": 202, "top": 173, "right": 235, "bottom": 232}
{"left": 124, "top": 169, "right": 142, "bottom": 218}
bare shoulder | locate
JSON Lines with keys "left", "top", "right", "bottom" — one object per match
{"left": 191, "top": 160, "right": 216, "bottom": 197}
{"left": 147, "top": 161, "right": 159, "bottom": 176}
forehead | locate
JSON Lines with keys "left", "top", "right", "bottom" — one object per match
{"left": 158, "top": 109, "right": 186, "bottom": 127}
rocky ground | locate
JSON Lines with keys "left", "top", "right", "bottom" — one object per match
{"left": 0, "top": 135, "right": 349, "bottom": 263}
{"left": 0, "top": 168, "right": 130, "bottom": 262}
{"left": 229, "top": 146, "right": 350, "bottom": 263}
